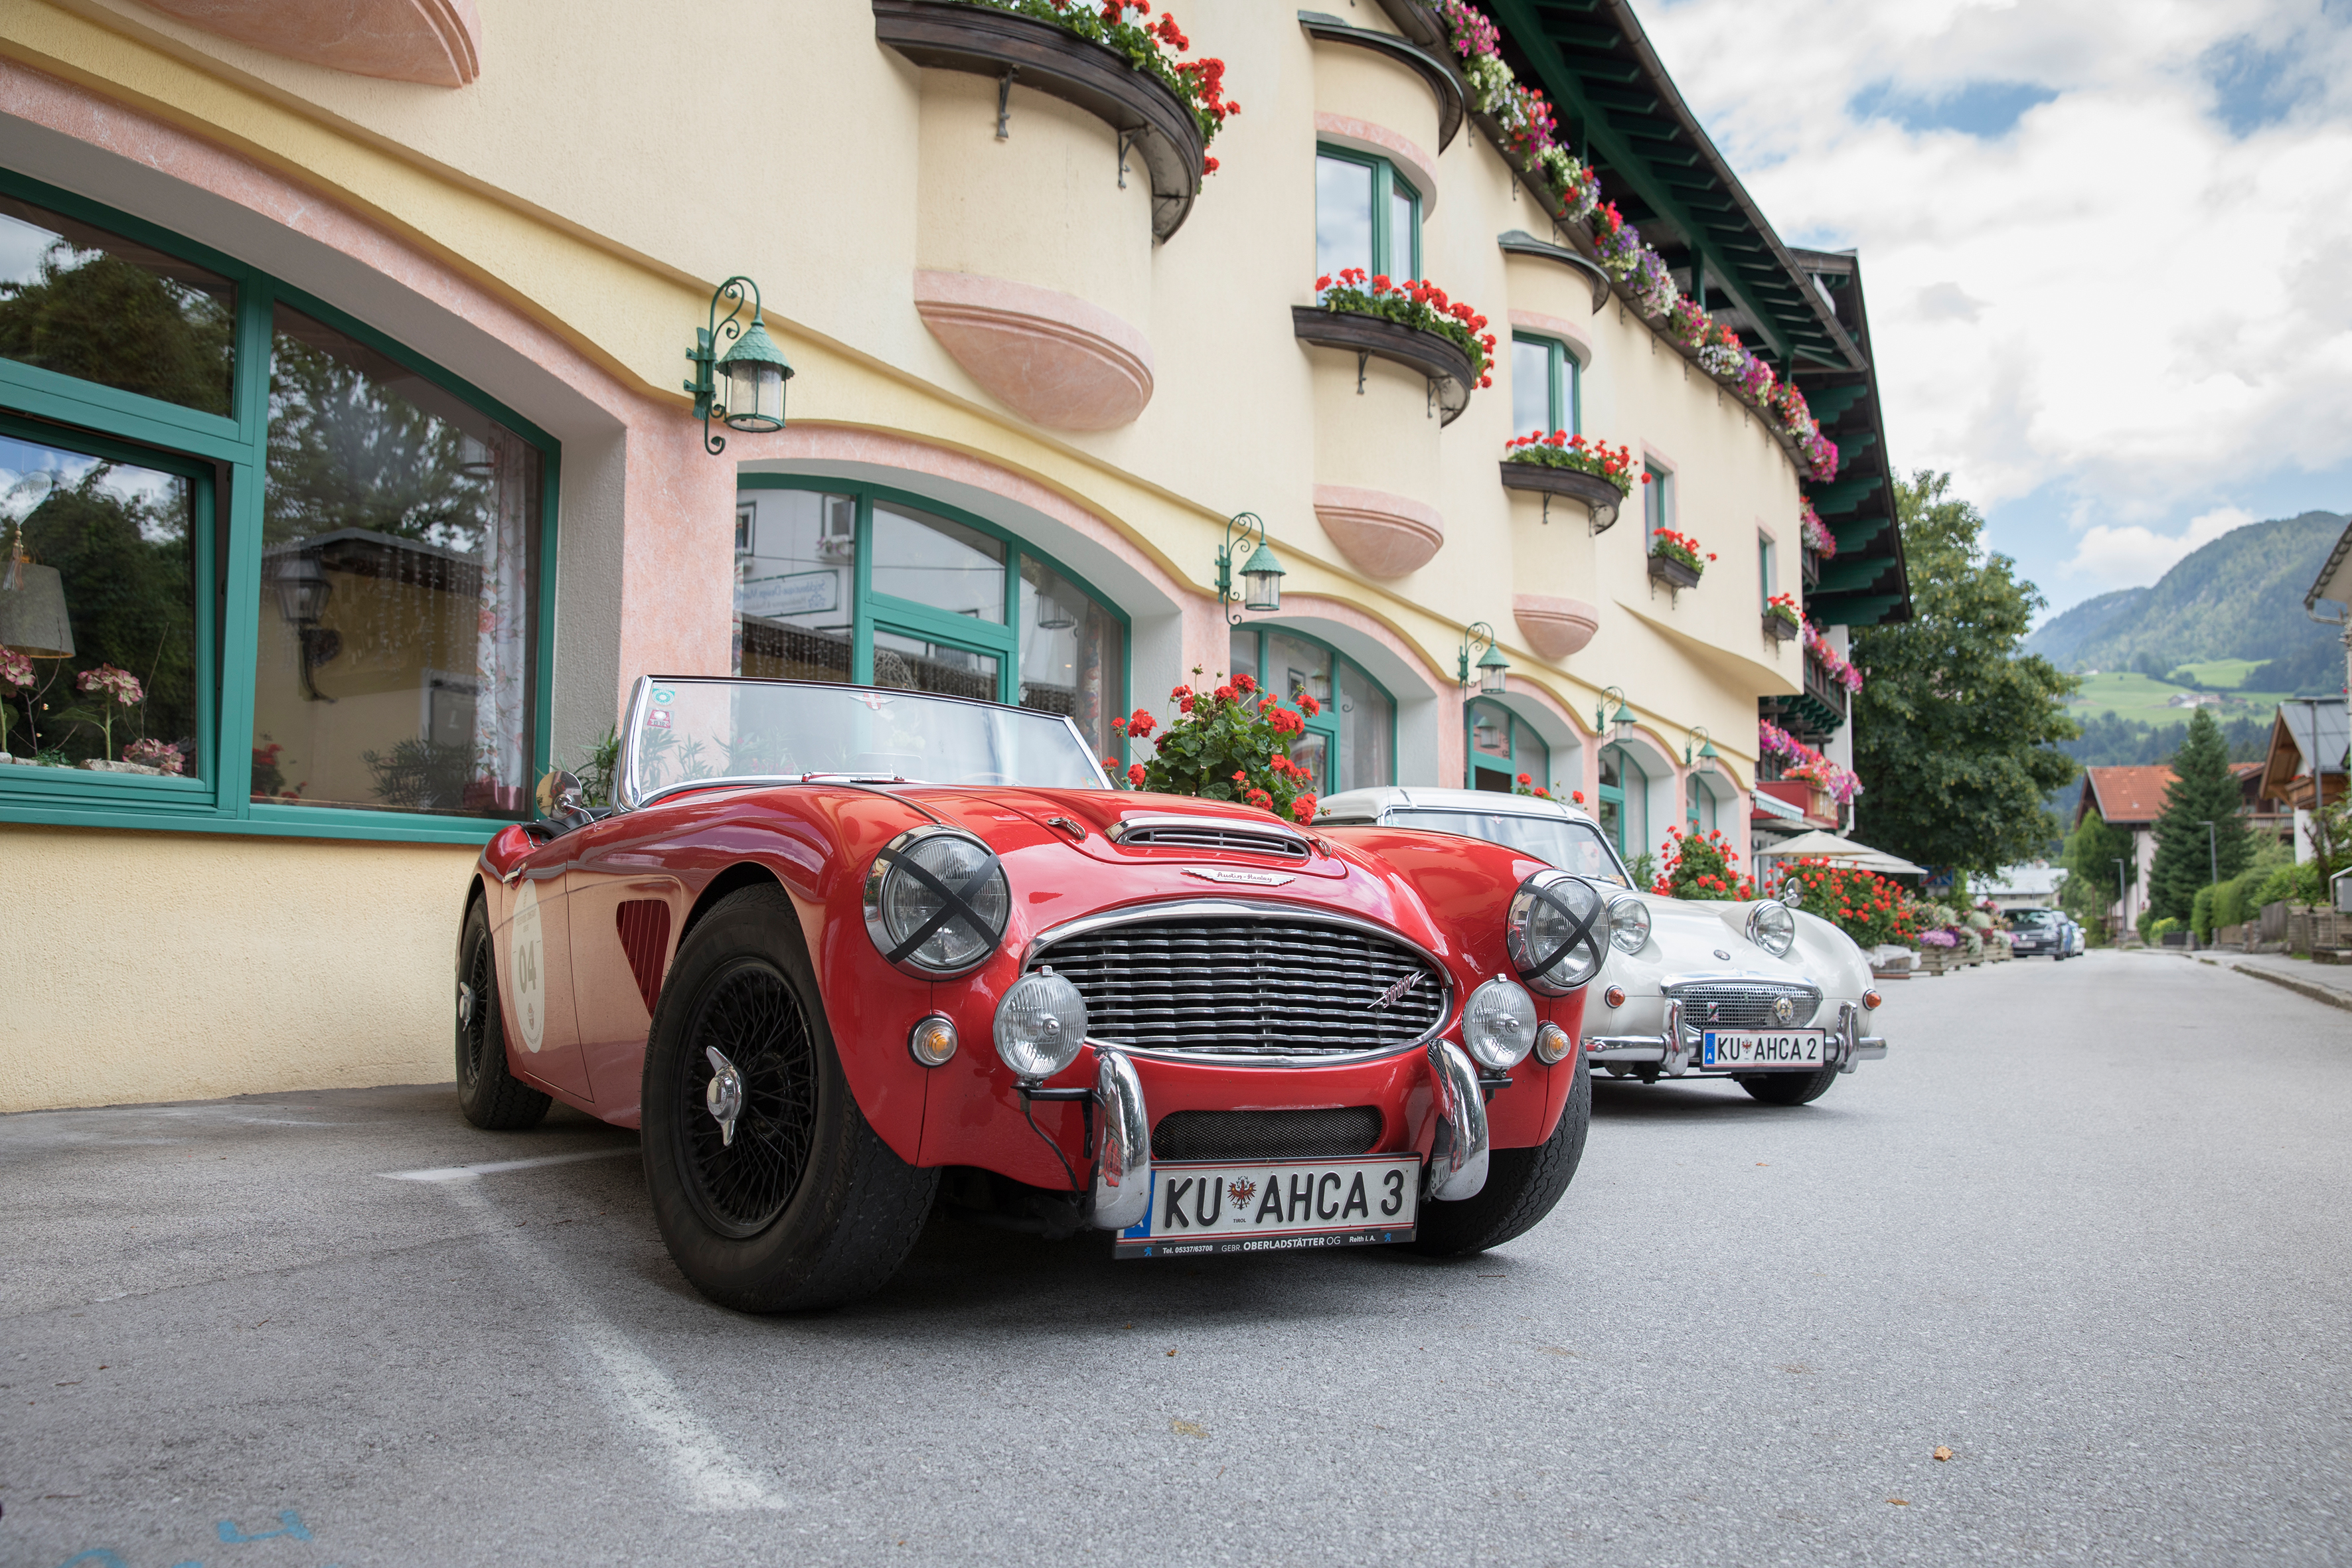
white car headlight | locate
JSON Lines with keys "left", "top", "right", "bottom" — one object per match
{"left": 1462, "top": 976, "right": 1539, "bottom": 1069}
{"left": 1505, "top": 870, "right": 1607, "bottom": 994}
{"left": 1607, "top": 895, "right": 1652, "bottom": 953}
{"left": 863, "top": 826, "right": 1010, "bottom": 977}
{"left": 1745, "top": 900, "right": 1797, "bottom": 958}
{"left": 994, "top": 968, "right": 1087, "bottom": 1081}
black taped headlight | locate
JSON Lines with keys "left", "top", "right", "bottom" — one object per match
{"left": 1505, "top": 870, "right": 1608, "bottom": 994}
{"left": 862, "top": 826, "right": 1010, "bottom": 977}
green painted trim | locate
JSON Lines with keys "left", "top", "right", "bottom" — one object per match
{"left": 1463, "top": 696, "right": 1549, "bottom": 791}
{"left": 738, "top": 473, "right": 1133, "bottom": 761}
{"left": 0, "top": 168, "right": 563, "bottom": 843}
{"left": 1315, "top": 143, "right": 1419, "bottom": 279}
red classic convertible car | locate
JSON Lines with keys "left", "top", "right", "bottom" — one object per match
{"left": 455, "top": 677, "right": 1608, "bottom": 1310}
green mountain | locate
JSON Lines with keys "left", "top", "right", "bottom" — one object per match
{"left": 2025, "top": 510, "right": 2347, "bottom": 681}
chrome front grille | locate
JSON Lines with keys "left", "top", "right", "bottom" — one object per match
{"left": 1667, "top": 980, "right": 1823, "bottom": 1034}
{"left": 1032, "top": 914, "right": 1446, "bottom": 1058}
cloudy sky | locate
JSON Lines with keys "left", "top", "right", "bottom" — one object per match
{"left": 1643, "top": 0, "right": 2352, "bottom": 617}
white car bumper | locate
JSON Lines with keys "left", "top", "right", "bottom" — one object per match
{"left": 1586, "top": 998, "right": 1887, "bottom": 1076}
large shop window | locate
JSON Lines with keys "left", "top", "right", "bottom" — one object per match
{"left": 0, "top": 173, "right": 556, "bottom": 842}
{"left": 1466, "top": 698, "right": 1548, "bottom": 794}
{"left": 1227, "top": 626, "right": 1394, "bottom": 795}
{"left": 1314, "top": 148, "right": 1419, "bottom": 283}
{"left": 734, "top": 479, "right": 1127, "bottom": 759}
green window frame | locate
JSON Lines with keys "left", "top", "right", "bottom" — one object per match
{"left": 1314, "top": 145, "right": 1420, "bottom": 281}
{"left": 1596, "top": 742, "right": 1646, "bottom": 860}
{"left": 1227, "top": 624, "right": 1396, "bottom": 795}
{"left": 1644, "top": 461, "right": 1674, "bottom": 542}
{"left": 1464, "top": 698, "right": 1549, "bottom": 793}
{"left": 735, "top": 475, "right": 1131, "bottom": 763}
{"left": 1508, "top": 334, "right": 1581, "bottom": 440}
{"left": 1687, "top": 775, "right": 1720, "bottom": 834}
{"left": 0, "top": 167, "right": 559, "bottom": 844}
{"left": 1758, "top": 530, "right": 1775, "bottom": 612}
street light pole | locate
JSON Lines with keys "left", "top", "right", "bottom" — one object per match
{"left": 2114, "top": 856, "right": 2129, "bottom": 939}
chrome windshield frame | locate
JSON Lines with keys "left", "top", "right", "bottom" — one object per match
{"left": 611, "top": 674, "right": 1111, "bottom": 812}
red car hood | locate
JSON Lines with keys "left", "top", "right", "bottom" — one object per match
{"left": 929, "top": 787, "right": 1352, "bottom": 882}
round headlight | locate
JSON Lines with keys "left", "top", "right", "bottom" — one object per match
{"left": 1607, "top": 895, "right": 1652, "bottom": 953}
{"left": 1505, "top": 870, "right": 1607, "bottom": 994}
{"left": 994, "top": 967, "right": 1088, "bottom": 1081}
{"left": 863, "top": 826, "right": 1010, "bottom": 977}
{"left": 1745, "top": 900, "right": 1797, "bottom": 958}
{"left": 1462, "top": 976, "right": 1539, "bottom": 1069}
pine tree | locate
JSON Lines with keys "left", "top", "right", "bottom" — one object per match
{"left": 2147, "top": 707, "right": 2252, "bottom": 920}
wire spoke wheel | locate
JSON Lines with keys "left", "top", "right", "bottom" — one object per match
{"left": 679, "top": 957, "right": 819, "bottom": 1239}
{"left": 457, "top": 928, "right": 494, "bottom": 1091}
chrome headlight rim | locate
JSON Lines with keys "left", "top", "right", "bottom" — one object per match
{"left": 993, "top": 967, "right": 1088, "bottom": 1082}
{"left": 862, "top": 824, "right": 1010, "bottom": 979}
{"left": 1745, "top": 899, "right": 1797, "bottom": 959}
{"left": 1462, "top": 975, "right": 1540, "bottom": 1070}
{"left": 1607, "top": 894, "right": 1652, "bottom": 954}
{"left": 1505, "top": 869, "right": 1608, "bottom": 996}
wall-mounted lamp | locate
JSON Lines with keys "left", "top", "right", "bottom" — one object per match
{"left": 1215, "top": 511, "right": 1285, "bottom": 624}
{"left": 268, "top": 548, "right": 340, "bottom": 702}
{"left": 1684, "top": 725, "right": 1719, "bottom": 776}
{"left": 1595, "top": 684, "right": 1636, "bottom": 745}
{"left": 0, "top": 524, "right": 74, "bottom": 659}
{"left": 1458, "top": 621, "right": 1509, "bottom": 695}
{"left": 685, "top": 275, "right": 794, "bottom": 455}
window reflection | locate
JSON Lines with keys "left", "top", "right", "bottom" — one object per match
{"left": 1315, "top": 155, "right": 1373, "bottom": 283}
{"left": 255, "top": 305, "right": 539, "bottom": 817}
{"left": 1337, "top": 661, "right": 1391, "bottom": 791}
{"left": 734, "top": 488, "right": 854, "bottom": 683}
{"left": 1512, "top": 338, "right": 1551, "bottom": 438}
{"left": 873, "top": 629, "right": 997, "bottom": 702}
{"left": 872, "top": 503, "right": 1004, "bottom": 621}
{"left": 1018, "top": 555, "right": 1121, "bottom": 757}
{"left": 0, "top": 434, "right": 199, "bottom": 773}
{"left": 0, "top": 196, "right": 236, "bottom": 417}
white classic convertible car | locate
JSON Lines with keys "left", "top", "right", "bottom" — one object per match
{"left": 1317, "top": 787, "right": 1888, "bottom": 1104}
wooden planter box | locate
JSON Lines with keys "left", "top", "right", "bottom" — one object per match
{"left": 1763, "top": 611, "right": 1800, "bottom": 643}
{"left": 1292, "top": 307, "right": 1476, "bottom": 425}
{"left": 1648, "top": 553, "right": 1702, "bottom": 591}
{"left": 1916, "top": 944, "right": 1962, "bottom": 976}
{"left": 1498, "top": 461, "right": 1625, "bottom": 532}
{"left": 874, "top": 0, "right": 1206, "bottom": 241}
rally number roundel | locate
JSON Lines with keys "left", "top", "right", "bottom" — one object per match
{"left": 510, "top": 879, "right": 546, "bottom": 1054}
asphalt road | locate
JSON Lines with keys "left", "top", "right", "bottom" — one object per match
{"left": 4, "top": 950, "right": 2348, "bottom": 1568}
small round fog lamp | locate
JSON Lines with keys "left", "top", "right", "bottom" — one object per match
{"left": 1462, "top": 975, "right": 1539, "bottom": 1070}
{"left": 907, "top": 1014, "right": 959, "bottom": 1068}
{"left": 994, "top": 967, "right": 1088, "bottom": 1081}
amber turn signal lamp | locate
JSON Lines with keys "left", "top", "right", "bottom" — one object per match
{"left": 1862, "top": 989, "right": 1883, "bottom": 1012}
{"left": 907, "top": 1014, "right": 959, "bottom": 1067}
{"left": 1604, "top": 984, "right": 1626, "bottom": 1008}
{"left": 1533, "top": 1021, "right": 1573, "bottom": 1066}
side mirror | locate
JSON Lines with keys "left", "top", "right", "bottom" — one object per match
{"left": 536, "top": 768, "right": 588, "bottom": 821}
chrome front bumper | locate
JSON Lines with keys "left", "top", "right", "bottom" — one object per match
{"left": 1585, "top": 1001, "right": 1888, "bottom": 1076}
{"left": 1081, "top": 1037, "right": 1492, "bottom": 1230}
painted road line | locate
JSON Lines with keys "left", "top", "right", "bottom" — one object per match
{"left": 437, "top": 1179, "right": 786, "bottom": 1512}
{"left": 378, "top": 1146, "right": 637, "bottom": 1183}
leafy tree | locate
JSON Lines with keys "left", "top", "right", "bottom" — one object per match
{"left": 0, "top": 242, "right": 234, "bottom": 416}
{"left": 2059, "top": 810, "right": 2133, "bottom": 932}
{"left": 1850, "top": 471, "right": 2081, "bottom": 876}
{"left": 2147, "top": 707, "right": 2253, "bottom": 920}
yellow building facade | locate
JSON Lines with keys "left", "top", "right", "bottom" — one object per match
{"left": 0, "top": 0, "right": 1901, "bottom": 1111}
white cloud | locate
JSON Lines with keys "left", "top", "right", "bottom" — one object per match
{"left": 1642, "top": 0, "right": 2352, "bottom": 567}
{"left": 2061, "top": 505, "right": 2258, "bottom": 587}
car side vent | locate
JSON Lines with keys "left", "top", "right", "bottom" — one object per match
{"left": 615, "top": 900, "right": 672, "bottom": 1013}
{"left": 1111, "top": 818, "right": 1310, "bottom": 858}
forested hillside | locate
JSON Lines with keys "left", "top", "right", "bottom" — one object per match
{"left": 2025, "top": 511, "right": 2345, "bottom": 677}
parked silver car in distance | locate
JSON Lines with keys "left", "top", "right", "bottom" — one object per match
{"left": 1316, "top": 787, "right": 1887, "bottom": 1105}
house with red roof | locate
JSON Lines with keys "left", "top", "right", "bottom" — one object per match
{"left": 2076, "top": 765, "right": 2174, "bottom": 935}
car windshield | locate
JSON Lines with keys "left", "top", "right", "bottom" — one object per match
{"left": 619, "top": 677, "right": 1107, "bottom": 805}
{"left": 1383, "top": 808, "right": 1630, "bottom": 887}
{"left": 2010, "top": 909, "right": 2055, "bottom": 928}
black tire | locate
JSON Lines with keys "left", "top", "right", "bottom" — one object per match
{"left": 641, "top": 884, "right": 937, "bottom": 1312}
{"left": 455, "top": 894, "right": 552, "bottom": 1131}
{"left": 1409, "top": 1049, "right": 1591, "bottom": 1257}
{"left": 1739, "top": 1066, "right": 1840, "bottom": 1105}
